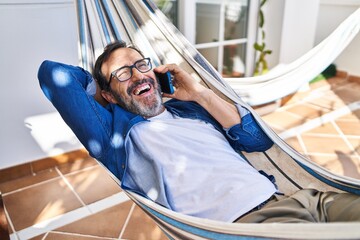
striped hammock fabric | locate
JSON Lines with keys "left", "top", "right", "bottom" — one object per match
{"left": 225, "top": 8, "right": 360, "bottom": 105}
{"left": 75, "top": 1, "right": 360, "bottom": 239}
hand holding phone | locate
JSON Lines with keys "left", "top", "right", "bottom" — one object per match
{"left": 156, "top": 71, "right": 174, "bottom": 94}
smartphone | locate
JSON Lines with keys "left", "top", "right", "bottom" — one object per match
{"left": 156, "top": 71, "right": 174, "bottom": 94}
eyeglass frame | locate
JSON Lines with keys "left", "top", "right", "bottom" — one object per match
{"left": 108, "top": 57, "right": 152, "bottom": 85}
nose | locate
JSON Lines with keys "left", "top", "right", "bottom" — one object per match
{"left": 130, "top": 67, "right": 145, "bottom": 81}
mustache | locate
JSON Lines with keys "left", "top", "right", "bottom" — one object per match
{"left": 127, "top": 78, "right": 156, "bottom": 95}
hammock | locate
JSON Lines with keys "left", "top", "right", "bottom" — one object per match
{"left": 75, "top": 1, "right": 360, "bottom": 239}
{"left": 225, "top": 7, "right": 360, "bottom": 106}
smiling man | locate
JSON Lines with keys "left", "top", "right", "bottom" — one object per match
{"left": 38, "top": 40, "right": 360, "bottom": 223}
{"left": 96, "top": 48, "right": 164, "bottom": 117}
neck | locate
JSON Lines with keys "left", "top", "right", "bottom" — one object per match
{"left": 143, "top": 105, "right": 166, "bottom": 119}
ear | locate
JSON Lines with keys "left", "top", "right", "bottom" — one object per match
{"left": 101, "top": 90, "right": 118, "bottom": 104}
{"left": 93, "top": 82, "right": 109, "bottom": 106}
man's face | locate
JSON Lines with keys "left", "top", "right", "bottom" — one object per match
{"left": 101, "top": 48, "right": 164, "bottom": 118}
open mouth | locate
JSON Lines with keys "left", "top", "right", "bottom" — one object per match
{"left": 133, "top": 83, "right": 151, "bottom": 96}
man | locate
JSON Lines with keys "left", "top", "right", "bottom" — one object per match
{"left": 38, "top": 40, "right": 360, "bottom": 223}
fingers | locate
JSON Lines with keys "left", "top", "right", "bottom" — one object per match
{"left": 154, "top": 64, "right": 181, "bottom": 75}
{"left": 162, "top": 92, "right": 174, "bottom": 98}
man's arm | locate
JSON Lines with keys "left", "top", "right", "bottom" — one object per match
{"left": 155, "top": 64, "right": 240, "bottom": 128}
{"left": 38, "top": 60, "right": 112, "bottom": 158}
{"left": 155, "top": 64, "right": 273, "bottom": 152}
{"left": 191, "top": 89, "right": 240, "bottom": 128}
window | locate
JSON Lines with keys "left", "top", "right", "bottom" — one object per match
{"left": 155, "top": 0, "right": 258, "bottom": 77}
{"left": 153, "top": 0, "right": 178, "bottom": 27}
{"left": 195, "top": 1, "right": 248, "bottom": 77}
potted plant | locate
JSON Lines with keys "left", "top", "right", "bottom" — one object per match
{"left": 254, "top": 0, "right": 272, "bottom": 75}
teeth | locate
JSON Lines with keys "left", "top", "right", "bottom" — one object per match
{"left": 134, "top": 84, "right": 150, "bottom": 95}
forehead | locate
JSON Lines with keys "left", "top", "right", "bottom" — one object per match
{"left": 102, "top": 48, "right": 144, "bottom": 77}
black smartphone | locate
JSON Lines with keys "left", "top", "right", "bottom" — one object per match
{"left": 156, "top": 71, "right": 174, "bottom": 94}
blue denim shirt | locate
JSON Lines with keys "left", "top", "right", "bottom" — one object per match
{"left": 38, "top": 60, "right": 273, "bottom": 193}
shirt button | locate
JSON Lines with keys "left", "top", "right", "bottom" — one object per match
{"left": 122, "top": 164, "right": 125, "bottom": 169}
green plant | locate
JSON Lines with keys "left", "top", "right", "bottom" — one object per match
{"left": 254, "top": 0, "right": 272, "bottom": 75}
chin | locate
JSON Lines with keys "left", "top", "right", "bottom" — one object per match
{"left": 131, "top": 94, "right": 164, "bottom": 118}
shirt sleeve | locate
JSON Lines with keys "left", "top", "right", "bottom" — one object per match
{"left": 223, "top": 105, "right": 273, "bottom": 152}
{"left": 37, "top": 60, "right": 113, "bottom": 159}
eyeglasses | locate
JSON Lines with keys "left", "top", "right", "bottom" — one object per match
{"left": 108, "top": 57, "right": 152, "bottom": 84}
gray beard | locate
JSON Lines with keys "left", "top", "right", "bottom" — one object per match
{"left": 110, "top": 78, "right": 164, "bottom": 118}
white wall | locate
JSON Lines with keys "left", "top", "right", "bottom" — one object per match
{"left": 264, "top": 0, "right": 360, "bottom": 73}
{"left": 279, "top": 0, "right": 320, "bottom": 63}
{"left": 316, "top": 0, "right": 360, "bottom": 75}
{"left": 0, "top": 1, "right": 80, "bottom": 169}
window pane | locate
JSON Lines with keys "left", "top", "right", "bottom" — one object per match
{"left": 224, "top": 1, "right": 248, "bottom": 40}
{"left": 196, "top": 3, "right": 220, "bottom": 44}
{"left": 222, "top": 43, "right": 246, "bottom": 77}
{"left": 198, "top": 47, "right": 219, "bottom": 69}
{"left": 154, "top": 0, "right": 178, "bottom": 27}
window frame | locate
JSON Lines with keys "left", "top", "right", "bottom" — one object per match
{"left": 178, "top": 0, "right": 259, "bottom": 77}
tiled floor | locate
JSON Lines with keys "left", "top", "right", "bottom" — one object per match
{"left": 0, "top": 157, "right": 168, "bottom": 240}
{"left": 261, "top": 73, "right": 360, "bottom": 179}
{"left": 1, "top": 72, "right": 359, "bottom": 239}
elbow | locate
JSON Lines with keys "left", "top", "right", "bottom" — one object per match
{"left": 37, "top": 60, "right": 64, "bottom": 101}
{"left": 37, "top": 60, "right": 54, "bottom": 100}
{"left": 227, "top": 129, "right": 274, "bottom": 152}
{"left": 226, "top": 113, "right": 274, "bottom": 152}
{"left": 250, "top": 138, "right": 274, "bottom": 152}
{"left": 38, "top": 60, "right": 56, "bottom": 84}
{"left": 242, "top": 127, "right": 274, "bottom": 152}
{"left": 37, "top": 60, "right": 74, "bottom": 89}
{"left": 240, "top": 137, "right": 273, "bottom": 153}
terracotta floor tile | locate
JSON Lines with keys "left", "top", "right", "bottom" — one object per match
{"left": 269, "top": 126, "right": 283, "bottom": 134}
{"left": 262, "top": 111, "right": 305, "bottom": 130}
{"left": 122, "top": 205, "right": 167, "bottom": 240}
{"left": 303, "top": 122, "right": 339, "bottom": 135}
{"left": 306, "top": 94, "right": 346, "bottom": 110}
{"left": 0, "top": 194, "right": 10, "bottom": 238}
{"left": 334, "top": 83, "right": 360, "bottom": 103}
{"left": 309, "top": 79, "right": 332, "bottom": 90}
{"left": 3, "top": 178, "right": 83, "bottom": 231}
{"left": 300, "top": 135, "right": 353, "bottom": 155}
{"left": 31, "top": 150, "right": 91, "bottom": 173}
{"left": 42, "top": 232, "right": 105, "bottom": 240}
{"left": 354, "top": 109, "right": 360, "bottom": 119}
{"left": 29, "top": 233, "right": 46, "bottom": 240}
{"left": 285, "top": 103, "right": 329, "bottom": 120}
{"left": 0, "top": 168, "right": 59, "bottom": 194}
{"left": 57, "top": 157, "right": 98, "bottom": 175}
{"left": 327, "top": 76, "right": 349, "bottom": 89}
{"left": 281, "top": 91, "right": 309, "bottom": 105}
{"left": 335, "top": 121, "right": 360, "bottom": 136}
{"left": 336, "top": 109, "right": 360, "bottom": 121}
{"left": 308, "top": 154, "right": 360, "bottom": 179}
{"left": 281, "top": 96, "right": 299, "bottom": 106}
{"left": 55, "top": 201, "right": 133, "bottom": 239}
{"left": 64, "top": 165, "right": 122, "bottom": 205}
{"left": 347, "top": 137, "right": 360, "bottom": 155}
{"left": 0, "top": 163, "right": 32, "bottom": 184}
{"left": 284, "top": 137, "right": 304, "bottom": 153}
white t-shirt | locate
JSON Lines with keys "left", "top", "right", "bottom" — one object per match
{"left": 127, "top": 109, "right": 276, "bottom": 222}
